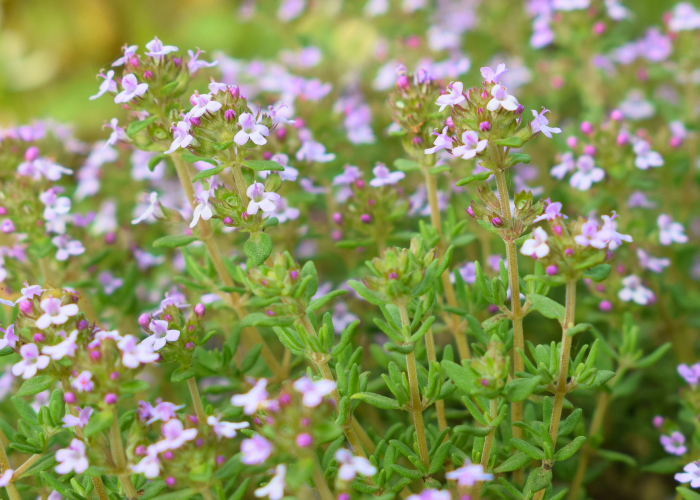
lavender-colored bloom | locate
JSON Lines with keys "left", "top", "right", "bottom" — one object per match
{"left": 112, "top": 44, "right": 138, "bottom": 67}
{"left": 241, "top": 435, "right": 272, "bottom": 464}
{"left": 661, "top": 432, "right": 687, "bottom": 456}
{"left": 619, "top": 90, "right": 655, "bottom": 120}
{"left": 55, "top": 439, "right": 89, "bottom": 474}
{"left": 145, "top": 401, "right": 185, "bottom": 424}
{"left": 486, "top": 84, "right": 519, "bottom": 111}
{"left": 98, "top": 271, "right": 124, "bottom": 295}
{"left": 597, "top": 212, "right": 632, "bottom": 250}
{"left": 407, "top": 490, "right": 451, "bottom": 500}
{"left": 575, "top": 220, "right": 606, "bottom": 249}
{"left": 259, "top": 154, "right": 298, "bottom": 181}
{"left": 676, "top": 461, "right": 700, "bottom": 488}
{"left": 633, "top": 140, "right": 663, "bottom": 170}
{"left": 254, "top": 464, "right": 286, "bottom": 500}
{"left": 131, "top": 192, "right": 159, "bottom": 224}
{"left": 188, "top": 92, "right": 222, "bottom": 118}
{"left": 658, "top": 214, "right": 688, "bottom": 245}
{"left": 145, "top": 320, "right": 180, "bottom": 351}
{"left": 267, "top": 102, "right": 295, "bottom": 126}
{"left": 145, "top": 37, "right": 178, "bottom": 59}
{"left": 638, "top": 28, "right": 672, "bottom": 62}
{"left": 90, "top": 70, "right": 117, "bottom": 100}
{"left": 627, "top": 191, "right": 656, "bottom": 209}
{"left": 40, "top": 188, "right": 71, "bottom": 222}
{"left": 246, "top": 182, "right": 280, "bottom": 215}
{"left": 12, "top": 344, "right": 50, "bottom": 379}
{"left": 231, "top": 379, "right": 270, "bottom": 415}
{"left": 114, "top": 74, "right": 148, "bottom": 104}
{"left": 296, "top": 140, "right": 335, "bottom": 163}
{"left": 299, "top": 178, "right": 328, "bottom": 194}
{"left": 553, "top": 0, "right": 589, "bottom": 10}
{"left": 618, "top": 275, "right": 655, "bottom": 305}
{"left": 637, "top": 249, "right": 670, "bottom": 273}
{"left": 165, "top": 121, "right": 193, "bottom": 154}
{"left": 207, "top": 415, "right": 250, "bottom": 439}
{"left": 131, "top": 445, "right": 161, "bottom": 478}
{"left": 435, "top": 81, "right": 466, "bottom": 111}
{"left": 156, "top": 419, "right": 197, "bottom": 451}
{"left": 531, "top": 16, "right": 554, "bottom": 49}
{"left": 335, "top": 449, "right": 377, "bottom": 481}
{"left": 550, "top": 152, "right": 575, "bottom": 180}
{"left": 234, "top": 113, "right": 269, "bottom": 146}
{"left": 190, "top": 191, "right": 214, "bottom": 228}
{"left": 480, "top": 63, "right": 507, "bottom": 83}
{"left": 0, "top": 325, "right": 19, "bottom": 350}
{"left": 678, "top": 363, "right": 700, "bottom": 386}
{"left": 669, "top": 3, "right": 700, "bottom": 32}
{"left": 570, "top": 155, "right": 604, "bottom": 191}
{"left": 454, "top": 262, "right": 476, "bottom": 284}
{"left": 445, "top": 461, "right": 493, "bottom": 487}
{"left": 533, "top": 199, "right": 567, "bottom": 223}
{"left": 369, "top": 164, "right": 405, "bottom": 187}
{"left": 277, "top": 0, "right": 306, "bottom": 22}
{"left": 71, "top": 371, "right": 94, "bottom": 392}
{"left": 187, "top": 49, "right": 218, "bottom": 74}
{"left": 118, "top": 335, "right": 159, "bottom": 368}
{"left": 36, "top": 297, "right": 79, "bottom": 329}
{"left": 605, "top": 0, "right": 630, "bottom": 20}
{"left": 452, "top": 131, "right": 487, "bottom": 160}
{"left": 333, "top": 165, "right": 363, "bottom": 185}
{"left": 42, "top": 330, "right": 79, "bottom": 360}
{"left": 62, "top": 406, "right": 93, "bottom": 428}
{"left": 293, "top": 377, "right": 336, "bottom": 407}
{"left": 531, "top": 107, "right": 562, "bottom": 138}
{"left": 272, "top": 197, "right": 300, "bottom": 224}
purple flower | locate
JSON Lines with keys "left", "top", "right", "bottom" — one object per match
{"left": 575, "top": 220, "right": 606, "bottom": 249}
{"left": 570, "top": 155, "right": 604, "bottom": 191}
{"left": 678, "top": 363, "right": 700, "bottom": 386}
{"left": 661, "top": 432, "right": 687, "bottom": 456}
{"left": 676, "top": 461, "right": 700, "bottom": 488}
{"left": 234, "top": 113, "right": 269, "bottom": 146}
{"left": 452, "top": 131, "right": 487, "bottom": 160}
{"left": 12, "top": 344, "right": 50, "bottom": 379}
{"left": 333, "top": 165, "right": 363, "bottom": 185}
{"left": 156, "top": 419, "right": 197, "bottom": 451}
{"left": 131, "top": 445, "right": 161, "bottom": 478}
{"left": 278, "top": 0, "right": 306, "bottom": 21}
{"left": 36, "top": 297, "right": 79, "bottom": 329}
{"left": 71, "top": 371, "right": 94, "bottom": 392}
{"left": 633, "top": 140, "right": 663, "bottom": 170}
{"left": 530, "top": 107, "right": 562, "bottom": 138}
{"left": 112, "top": 44, "right": 138, "bottom": 67}
{"left": 231, "top": 379, "right": 270, "bottom": 415}
{"left": 145, "top": 37, "right": 178, "bottom": 59}
{"left": 55, "top": 439, "right": 89, "bottom": 474}
{"left": 145, "top": 320, "right": 180, "bottom": 351}
{"left": 187, "top": 49, "right": 218, "bottom": 74}
{"left": 658, "top": 214, "right": 688, "bottom": 245}
{"left": 51, "top": 235, "right": 85, "bottom": 261}
{"left": 188, "top": 92, "right": 222, "bottom": 118}
{"left": 296, "top": 140, "right": 335, "bottom": 163}
{"left": 293, "top": 376, "right": 336, "bottom": 407}
{"left": 103, "top": 118, "right": 127, "bottom": 148}
{"left": 480, "top": 63, "right": 507, "bottom": 83}
{"left": 42, "top": 329, "right": 79, "bottom": 360}
{"left": 191, "top": 190, "right": 214, "bottom": 228}
{"left": 596, "top": 212, "right": 632, "bottom": 250}
{"left": 118, "top": 335, "right": 159, "bottom": 368}
{"left": 131, "top": 192, "right": 159, "bottom": 224}
{"left": 62, "top": 406, "right": 93, "bottom": 429}
{"left": 0, "top": 325, "right": 19, "bottom": 350}
{"left": 246, "top": 182, "right": 280, "bottom": 215}
{"left": 407, "top": 490, "right": 451, "bottom": 500}
{"left": 267, "top": 102, "right": 295, "bottom": 126}
{"left": 435, "top": 81, "right": 465, "bottom": 111}
{"left": 627, "top": 191, "right": 656, "bottom": 209}
{"left": 98, "top": 271, "right": 124, "bottom": 295}
{"left": 425, "top": 127, "right": 454, "bottom": 155}
{"left": 241, "top": 435, "right": 272, "bottom": 464}
{"left": 533, "top": 199, "right": 567, "bottom": 223}
{"left": 207, "top": 415, "right": 249, "bottom": 439}
{"left": 254, "top": 464, "right": 286, "bottom": 500}
{"left": 445, "top": 461, "right": 493, "bottom": 487}
{"left": 618, "top": 275, "right": 655, "bottom": 305}
{"left": 369, "top": 163, "right": 405, "bottom": 187}
{"left": 90, "top": 70, "right": 117, "bottom": 100}
{"left": 165, "top": 121, "right": 193, "bottom": 154}
{"left": 145, "top": 401, "right": 185, "bottom": 424}
{"left": 486, "top": 84, "right": 519, "bottom": 111}
{"left": 669, "top": 3, "right": 700, "bottom": 32}
{"left": 636, "top": 249, "right": 670, "bottom": 273}
{"left": 335, "top": 449, "right": 377, "bottom": 481}
{"left": 114, "top": 74, "right": 148, "bottom": 104}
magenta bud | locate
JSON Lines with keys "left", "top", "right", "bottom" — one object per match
{"left": 195, "top": 439, "right": 204, "bottom": 448}
{"left": 515, "top": 104, "right": 524, "bottom": 115}
{"left": 331, "top": 230, "right": 342, "bottom": 241}
{"left": 566, "top": 136, "right": 578, "bottom": 148}
{"left": 89, "top": 350, "right": 101, "bottom": 361}
{"left": 616, "top": 132, "right": 628, "bottom": 145}
{"left": 189, "top": 116, "right": 201, "bottom": 127}
{"left": 19, "top": 300, "right": 32, "bottom": 315}
{"left": 279, "top": 393, "right": 291, "bottom": 406}
{"left": 301, "top": 417, "right": 310, "bottom": 426}
{"left": 670, "top": 136, "right": 682, "bottom": 148}
{"left": 33, "top": 333, "right": 45, "bottom": 343}
{"left": 296, "top": 433, "right": 313, "bottom": 448}
{"left": 479, "top": 121, "right": 491, "bottom": 131}
{"left": 445, "top": 116, "right": 454, "bottom": 128}
{"left": 466, "top": 206, "right": 475, "bottom": 218}
{"left": 185, "top": 342, "right": 195, "bottom": 351}
{"left": 104, "top": 232, "right": 116, "bottom": 245}
{"left": 194, "top": 303, "right": 205, "bottom": 317}
{"left": 491, "top": 216, "right": 502, "bottom": 227}
{"left": 290, "top": 270, "right": 299, "bottom": 280}
{"left": 187, "top": 324, "right": 194, "bottom": 332}
{"left": 367, "top": 198, "right": 376, "bottom": 206}
{"left": 188, "top": 415, "right": 199, "bottom": 425}
{"left": 616, "top": 265, "right": 625, "bottom": 274}
{"left": 77, "top": 319, "right": 88, "bottom": 330}
{"left": 138, "top": 313, "right": 150, "bottom": 329}
{"left": 263, "top": 151, "right": 272, "bottom": 160}
{"left": 477, "top": 107, "right": 484, "bottom": 115}
{"left": 110, "top": 371, "right": 120, "bottom": 380}
{"left": 129, "top": 57, "right": 139, "bottom": 67}
{"left": 583, "top": 145, "right": 596, "bottom": 155}
{"left": 487, "top": 304, "right": 499, "bottom": 314}
{"left": 223, "top": 216, "right": 234, "bottom": 225}
{"left": 166, "top": 477, "right": 176, "bottom": 487}
{"left": 0, "top": 207, "right": 6, "bottom": 215}
{"left": 265, "top": 310, "right": 275, "bottom": 317}
{"left": 553, "top": 226, "right": 562, "bottom": 235}
{"left": 580, "top": 121, "right": 593, "bottom": 135}
{"left": 388, "top": 272, "right": 398, "bottom": 280}
{"left": 332, "top": 212, "right": 342, "bottom": 224}
{"left": 593, "top": 22, "right": 605, "bottom": 34}
{"left": 480, "top": 378, "right": 489, "bottom": 386}
{"left": 229, "top": 85, "right": 240, "bottom": 99}
{"left": 653, "top": 416, "right": 664, "bottom": 428}
{"left": 546, "top": 265, "right": 558, "bottom": 276}
{"left": 480, "top": 90, "right": 488, "bottom": 100}
{"left": 360, "top": 214, "right": 372, "bottom": 224}
{"left": 25, "top": 146, "right": 39, "bottom": 161}
{"left": 396, "top": 75, "right": 410, "bottom": 89}
{"left": 143, "top": 70, "right": 153, "bottom": 80}
{"left": 253, "top": 417, "right": 261, "bottom": 425}
{"left": 412, "top": 136, "right": 423, "bottom": 145}
{"left": 599, "top": 300, "right": 612, "bottom": 312}
{"left": 163, "top": 451, "right": 174, "bottom": 460}
{"left": 596, "top": 285, "right": 605, "bottom": 292}
{"left": 338, "top": 494, "right": 350, "bottom": 500}
{"left": 610, "top": 109, "right": 623, "bottom": 121}
{"left": 173, "top": 57, "right": 182, "bottom": 67}
{"left": 216, "top": 455, "right": 226, "bottom": 466}
{"left": 266, "top": 416, "right": 274, "bottom": 425}
{"left": 164, "top": 314, "right": 173, "bottom": 322}
{"left": 64, "top": 392, "right": 76, "bottom": 404}
{"left": 224, "top": 109, "right": 236, "bottom": 121}
{"left": 135, "top": 445, "right": 146, "bottom": 456}
{"left": 276, "top": 128, "right": 287, "bottom": 140}
{"left": 355, "top": 179, "right": 365, "bottom": 189}
{"left": 105, "top": 393, "right": 117, "bottom": 404}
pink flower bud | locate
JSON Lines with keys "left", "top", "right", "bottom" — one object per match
{"left": 599, "top": 300, "right": 612, "bottom": 312}
{"left": 223, "top": 216, "right": 234, "bottom": 226}
{"left": 479, "top": 121, "right": 491, "bottom": 131}
{"left": 653, "top": 416, "right": 664, "bottom": 428}
{"left": 189, "top": 116, "right": 201, "bottom": 127}
{"left": 296, "top": 433, "right": 313, "bottom": 448}
{"left": 224, "top": 109, "right": 236, "bottom": 121}
{"left": 331, "top": 230, "right": 342, "bottom": 241}
{"left": 265, "top": 310, "right": 275, "bottom": 316}
{"left": 290, "top": 270, "right": 299, "bottom": 280}
{"left": 488, "top": 304, "right": 499, "bottom": 314}
{"left": 276, "top": 128, "right": 287, "bottom": 140}
{"left": 143, "top": 70, "right": 153, "bottom": 80}
{"left": 1, "top": 220, "right": 15, "bottom": 234}
{"left": 185, "top": 342, "right": 195, "bottom": 350}
{"left": 466, "top": 206, "right": 475, "bottom": 218}
{"left": 396, "top": 75, "right": 410, "bottom": 89}
{"left": 388, "top": 272, "right": 398, "bottom": 280}
{"left": 195, "top": 439, "right": 204, "bottom": 447}
{"left": 355, "top": 179, "right": 365, "bottom": 189}
{"left": 166, "top": 477, "right": 176, "bottom": 487}
{"left": 553, "top": 226, "right": 562, "bottom": 235}
{"left": 194, "top": 303, "right": 205, "bottom": 317}
{"left": 104, "top": 233, "right": 116, "bottom": 245}
{"left": 33, "top": 333, "right": 45, "bottom": 343}
{"left": 129, "top": 57, "right": 139, "bottom": 67}
{"left": 580, "top": 121, "right": 593, "bottom": 135}
{"left": 566, "top": 136, "right": 577, "bottom": 148}
{"left": 515, "top": 104, "right": 524, "bottom": 115}
{"left": 163, "top": 451, "right": 174, "bottom": 460}
{"left": 480, "top": 378, "right": 489, "bottom": 386}
{"left": 293, "top": 118, "right": 305, "bottom": 129}
{"left": 173, "top": 57, "right": 182, "bottom": 67}
{"left": 77, "top": 320, "right": 88, "bottom": 330}
{"left": 263, "top": 151, "right": 272, "bottom": 160}
{"left": 19, "top": 300, "right": 33, "bottom": 315}
{"left": 446, "top": 116, "right": 454, "bottom": 128}
{"left": 670, "top": 136, "right": 682, "bottom": 148}
{"left": 338, "top": 494, "right": 350, "bottom": 500}
{"left": 596, "top": 285, "right": 605, "bottom": 292}
{"left": 187, "top": 324, "right": 194, "bottom": 332}
{"left": 229, "top": 85, "right": 240, "bottom": 99}
{"left": 593, "top": 22, "right": 605, "bottom": 34}
{"left": 105, "top": 393, "right": 117, "bottom": 404}
{"left": 480, "top": 90, "right": 488, "bottom": 100}
{"left": 279, "top": 393, "right": 291, "bottom": 406}
{"left": 0, "top": 208, "right": 6, "bottom": 215}
{"left": 546, "top": 265, "right": 558, "bottom": 276}
{"left": 583, "top": 145, "right": 596, "bottom": 155}
{"left": 565, "top": 248, "right": 574, "bottom": 257}
{"left": 610, "top": 109, "right": 623, "bottom": 121}
{"left": 25, "top": 146, "right": 39, "bottom": 161}
{"left": 616, "top": 132, "right": 628, "bottom": 145}
{"left": 138, "top": 313, "right": 150, "bottom": 329}
{"left": 333, "top": 213, "right": 342, "bottom": 224}
{"left": 110, "top": 371, "right": 120, "bottom": 380}
{"left": 135, "top": 445, "right": 146, "bottom": 456}
{"left": 64, "top": 392, "right": 76, "bottom": 404}
{"left": 164, "top": 314, "right": 172, "bottom": 322}
{"left": 367, "top": 198, "right": 376, "bottom": 206}
{"left": 216, "top": 456, "right": 226, "bottom": 466}
{"left": 637, "top": 68, "right": 648, "bottom": 81}
{"left": 616, "top": 265, "right": 625, "bottom": 274}
{"left": 301, "top": 417, "right": 310, "bottom": 426}
{"left": 412, "top": 136, "right": 423, "bottom": 145}
{"left": 89, "top": 350, "right": 101, "bottom": 361}
{"left": 491, "top": 216, "right": 502, "bottom": 227}
{"left": 360, "top": 214, "right": 372, "bottom": 224}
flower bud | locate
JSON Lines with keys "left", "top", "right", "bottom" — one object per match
{"left": 129, "top": 57, "right": 139, "bottom": 67}
{"left": 138, "top": 314, "right": 150, "bottom": 329}
{"left": 296, "top": 433, "right": 313, "bottom": 448}
{"left": 446, "top": 116, "right": 454, "bottom": 128}
{"left": 276, "top": 128, "right": 287, "bottom": 140}
{"left": 164, "top": 314, "right": 173, "bottom": 322}
{"left": 515, "top": 104, "right": 524, "bottom": 115}
{"left": 279, "top": 393, "right": 291, "bottom": 406}
{"left": 466, "top": 206, "right": 475, "bottom": 218}
{"left": 194, "top": 303, "right": 205, "bottom": 317}
{"left": 265, "top": 310, "right": 275, "bottom": 316}
{"left": 610, "top": 109, "right": 623, "bottom": 121}
{"left": 367, "top": 198, "right": 376, "bottom": 206}
{"left": 301, "top": 417, "right": 310, "bottom": 426}
{"left": 105, "top": 233, "right": 116, "bottom": 245}
{"left": 229, "top": 85, "right": 240, "bottom": 99}
{"left": 479, "top": 121, "right": 491, "bottom": 131}
{"left": 77, "top": 319, "right": 88, "bottom": 330}
{"left": 653, "top": 416, "right": 664, "bottom": 428}
{"left": 173, "top": 57, "right": 182, "bottom": 67}
{"left": 546, "top": 265, "right": 558, "bottom": 276}
{"left": 583, "top": 145, "right": 596, "bottom": 155}
{"left": 487, "top": 304, "right": 499, "bottom": 314}
{"left": 670, "top": 136, "right": 682, "bottom": 148}
{"left": 616, "top": 265, "right": 625, "bottom": 274}
{"left": 223, "top": 216, "right": 234, "bottom": 226}
{"left": 0, "top": 208, "right": 6, "bottom": 215}
{"left": 143, "top": 70, "right": 153, "bottom": 80}
{"left": 64, "top": 392, "right": 76, "bottom": 404}
{"left": 163, "top": 451, "right": 174, "bottom": 460}
{"left": 90, "top": 350, "right": 101, "bottom": 361}
{"left": 553, "top": 226, "right": 562, "bottom": 235}
{"left": 580, "top": 121, "right": 593, "bottom": 135}
{"left": 491, "top": 216, "right": 502, "bottom": 227}
{"left": 166, "top": 477, "right": 176, "bottom": 487}
{"left": 290, "top": 270, "right": 299, "bottom": 280}
{"left": 25, "top": 146, "right": 39, "bottom": 161}
{"left": 332, "top": 230, "right": 342, "bottom": 241}
{"left": 224, "top": 109, "right": 236, "bottom": 121}
{"left": 135, "top": 445, "right": 146, "bottom": 456}
{"left": 338, "top": 494, "right": 350, "bottom": 500}
{"left": 565, "top": 248, "right": 574, "bottom": 256}
{"left": 263, "top": 151, "right": 272, "bottom": 160}
{"left": 105, "top": 393, "right": 117, "bottom": 404}
{"left": 599, "top": 300, "right": 612, "bottom": 312}
{"left": 593, "top": 22, "right": 606, "bottom": 34}
{"left": 566, "top": 136, "right": 577, "bottom": 148}
{"left": 33, "top": 333, "right": 45, "bottom": 343}
{"left": 190, "top": 116, "right": 201, "bottom": 127}
{"left": 355, "top": 179, "right": 365, "bottom": 189}
{"left": 110, "top": 371, "right": 120, "bottom": 380}
{"left": 616, "top": 132, "right": 628, "bottom": 145}
{"left": 19, "top": 300, "right": 32, "bottom": 315}
{"left": 412, "top": 136, "right": 423, "bottom": 145}
{"left": 396, "top": 74, "right": 410, "bottom": 89}
{"left": 480, "top": 90, "right": 488, "bottom": 100}
{"left": 360, "top": 214, "right": 372, "bottom": 224}
{"left": 185, "top": 342, "right": 195, "bottom": 350}
{"left": 332, "top": 213, "right": 342, "bottom": 224}
{"left": 388, "top": 272, "right": 398, "bottom": 280}
{"left": 216, "top": 456, "right": 226, "bottom": 466}
{"left": 1, "top": 220, "right": 15, "bottom": 234}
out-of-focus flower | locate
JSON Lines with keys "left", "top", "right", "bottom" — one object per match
{"left": 618, "top": 275, "right": 655, "bottom": 305}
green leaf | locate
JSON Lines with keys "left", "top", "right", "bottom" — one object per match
{"left": 524, "top": 467, "right": 552, "bottom": 494}
{"left": 10, "top": 442, "right": 43, "bottom": 454}
{"left": 119, "top": 379, "right": 150, "bottom": 395}
{"left": 351, "top": 392, "right": 401, "bottom": 410}
{"left": 148, "top": 154, "right": 167, "bottom": 172}
{"left": 510, "top": 438, "right": 545, "bottom": 460}
{"left": 240, "top": 312, "right": 294, "bottom": 328}
{"left": 191, "top": 165, "right": 225, "bottom": 182}
{"left": 171, "top": 366, "right": 195, "bottom": 382}
{"left": 580, "top": 370, "right": 615, "bottom": 390}
{"left": 596, "top": 448, "right": 636, "bottom": 466}
{"left": 150, "top": 488, "right": 195, "bottom": 500}
{"left": 40, "top": 472, "right": 73, "bottom": 498}
{"left": 17, "top": 375, "right": 54, "bottom": 397}
{"left": 12, "top": 396, "right": 39, "bottom": 425}
{"left": 140, "top": 481, "right": 166, "bottom": 500}
{"left": 307, "top": 290, "right": 347, "bottom": 312}
{"left": 428, "top": 441, "right": 452, "bottom": 474}
{"left": 455, "top": 171, "right": 492, "bottom": 186}
{"left": 153, "top": 235, "right": 198, "bottom": 249}
{"left": 566, "top": 323, "right": 593, "bottom": 337}
{"left": 642, "top": 456, "right": 685, "bottom": 473}
{"left": 494, "top": 136, "right": 524, "bottom": 148}
{"left": 181, "top": 154, "right": 217, "bottom": 165}
{"left": 553, "top": 436, "right": 586, "bottom": 461}
{"left": 0, "top": 346, "right": 13, "bottom": 357}
{"left": 242, "top": 160, "right": 284, "bottom": 172}
{"left": 583, "top": 264, "right": 611, "bottom": 282}
{"left": 126, "top": 115, "right": 158, "bottom": 137}
{"left": 22, "top": 454, "right": 57, "bottom": 477}
{"left": 394, "top": 158, "right": 421, "bottom": 172}
{"left": 507, "top": 153, "right": 531, "bottom": 166}
{"left": 557, "top": 409, "right": 582, "bottom": 437}
{"left": 428, "top": 165, "right": 450, "bottom": 175}
{"left": 493, "top": 452, "right": 531, "bottom": 473}
{"left": 244, "top": 232, "right": 273, "bottom": 267}
{"left": 504, "top": 377, "right": 541, "bottom": 402}
{"left": 228, "top": 479, "right": 250, "bottom": 500}
{"left": 84, "top": 410, "right": 114, "bottom": 438}
{"left": 441, "top": 360, "right": 474, "bottom": 394}
{"left": 677, "top": 487, "right": 700, "bottom": 500}
{"left": 528, "top": 293, "right": 565, "bottom": 322}
{"left": 347, "top": 280, "right": 385, "bottom": 306}
{"left": 634, "top": 343, "right": 672, "bottom": 368}
{"left": 453, "top": 424, "right": 493, "bottom": 437}
{"left": 391, "top": 464, "right": 423, "bottom": 480}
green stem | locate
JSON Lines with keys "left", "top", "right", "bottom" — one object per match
{"left": 398, "top": 304, "right": 430, "bottom": 471}
{"left": 187, "top": 377, "right": 207, "bottom": 424}
{"left": 109, "top": 409, "right": 138, "bottom": 500}
{"left": 0, "top": 438, "right": 21, "bottom": 500}
{"left": 424, "top": 325, "right": 447, "bottom": 433}
{"left": 472, "top": 398, "right": 499, "bottom": 500}
{"left": 11, "top": 454, "right": 42, "bottom": 480}
{"left": 312, "top": 457, "right": 334, "bottom": 500}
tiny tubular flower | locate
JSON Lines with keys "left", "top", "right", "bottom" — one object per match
{"left": 334, "top": 449, "right": 377, "bottom": 481}
{"left": 90, "top": 70, "right": 117, "bottom": 100}
{"left": 207, "top": 415, "right": 250, "bottom": 439}
{"left": 451, "top": 130, "right": 487, "bottom": 160}
{"left": 435, "top": 81, "right": 465, "bottom": 111}
{"left": 658, "top": 214, "right": 688, "bottom": 245}
{"left": 12, "top": 344, "right": 50, "bottom": 379}
{"left": 618, "top": 275, "right": 655, "bottom": 305}
{"left": 424, "top": 127, "right": 454, "bottom": 155}
{"left": 114, "top": 74, "right": 148, "bottom": 104}
{"left": 254, "top": 464, "right": 286, "bottom": 500}
{"left": 519, "top": 227, "right": 550, "bottom": 258}
{"left": 241, "top": 435, "right": 273, "bottom": 464}
{"left": 530, "top": 107, "right": 562, "bottom": 138}
{"left": 145, "top": 320, "right": 180, "bottom": 351}
{"left": 42, "top": 329, "right": 79, "bottom": 360}
{"left": 293, "top": 376, "right": 336, "bottom": 407}
{"left": 369, "top": 163, "right": 405, "bottom": 187}
{"left": 55, "top": 439, "right": 89, "bottom": 475}
{"left": 36, "top": 297, "right": 79, "bottom": 329}
{"left": 445, "top": 461, "right": 493, "bottom": 487}
{"left": 246, "top": 182, "right": 280, "bottom": 215}
{"left": 234, "top": 113, "right": 269, "bottom": 146}
{"left": 165, "top": 121, "right": 193, "bottom": 154}
{"left": 486, "top": 84, "right": 519, "bottom": 111}
{"left": 188, "top": 92, "right": 222, "bottom": 118}
{"left": 62, "top": 407, "right": 93, "bottom": 428}
{"left": 190, "top": 191, "right": 214, "bottom": 228}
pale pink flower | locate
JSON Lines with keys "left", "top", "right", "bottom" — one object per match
{"left": 618, "top": 275, "right": 655, "bottom": 305}
{"left": 661, "top": 432, "right": 687, "bottom": 456}
{"left": 114, "top": 74, "right": 148, "bottom": 103}
{"left": 293, "top": 376, "right": 336, "bottom": 407}
{"left": 156, "top": 419, "right": 197, "bottom": 451}
{"left": 452, "top": 131, "right": 487, "bottom": 160}
{"left": 42, "top": 330, "right": 79, "bottom": 360}
{"left": 480, "top": 63, "right": 507, "bottom": 83}
{"left": 62, "top": 406, "right": 93, "bottom": 428}
{"left": 0, "top": 325, "right": 18, "bottom": 350}
{"left": 231, "top": 379, "right": 269, "bottom": 414}
{"left": 207, "top": 415, "right": 250, "bottom": 439}
{"left": 145, "top": 37, "right": 178, "bottom": 59}
{"left": 12, "top": 344, "right": 50, "bottom": 379}
{"left": 436, "top": 81, "right": 466, "bottom": 111}
{"left": 35, "top": 297, "right": 79, "bottom": 329}
{"left": 445, "top": 461, "right": 493, "bottom": 487}
{"left": 597, "top": 212, "right": 632, "bottom": 250}
{"left": 486, "top": 85, "right": 519, "bottom": 112}
{"left": 678, "top": 363, "right": 700, "bottom": 386}
{"left": 369, "top": 164, "right": 405, "bottom": 187}
{"left": 574, "top": 220, "right": 606, "bottom": 248}
{"left": 531, "top": 107, "right": 562, "bottom": 138}
{"left": 246, "top": 182, "right": 280, "bottom": 215}
{"left": 234, "top": 113, "right": 269, "bottom": 146}
{"left": 424, "top": 127, "right": 454, "bottom": 155}
{"left": 118, "top": 335, "right": 159, "bottom": 368}
{"left": 90, "top": 70, "right": 117, "bottom": 100}
{"left": 0, "top": 469, "right": 13, "bottom": 487}
{"left": 570, "top": 155, "right": 604, "bottom": 191}
{"left": 145, "top": 320, "right": 180, "bottom": 351}
{"left": 147, "top": 401, "right": 185, "bottom": 424}
{"left": 55, "top": 439, "right": 89, "bottom": 474}
{"left": 335, "top": 449, "right": 377, "bottom": 481}
{"left": 165, "top": 122, "right": 193, "bottom": 154}
{"left": 637, "top": 249, "right": 670, "bottom": 273}
{"left": 131, "top": 445, "right": 161, "bottom": 478}
{"left": 533, "top": 199, "right": 567, "bottom": 223}
{"left": 676, "top": 461, "right": 700, "bottom": 488}
{"left": 255, "top": 464, "right": 286, "bottom": 500}
{"left": 188, "top": 92, "right": 222, "bottom": 118}
{"left": 241, "top": 435, "right": 272, "bottom": 464}
{"left": 658, "top": 214, "right": 688, "bottom": 245}
{"left": 519, "top": 227, "right": 550, "bottom": 258}
{"left": 71, "top": 371, "right": 94, "bottom": 393}
{"left": 190, "top": 191, "right": 214, "bottom": 229}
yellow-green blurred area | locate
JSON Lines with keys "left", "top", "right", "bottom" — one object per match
{"left": 0, "top": 0, "right": 676, "bottom": 136}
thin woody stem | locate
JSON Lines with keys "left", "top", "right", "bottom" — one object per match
{"left": 109, "top": 409, "right": 138, "bottom": 500}
{"left": 312, "top": 456, "right": 334, "bottom": 500}
{"left": 187, "top": 377, "right": 207, "bottom": 424}
{"left": 424, "top": 325, "right": 447, "bottom": 433}
{"left": 0, "top": 438, "right": 22, "bottom": 500}
{"left": 171, "top": 154, "right": 284, "bottom": 380}
{"left": 493, "top": 167, "right": 525, "bottom": 483}
{"left": 398, "top": 303, "right": 430, "bottom": 471}
{"left": 11, "top": 453, "right": 42, "bottom": 480}
{"left": 472, "top": 398, "right": 499, "bottom": 500}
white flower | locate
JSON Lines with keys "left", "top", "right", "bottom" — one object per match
{"left": 155, "top": 419, "right": 197, "bottom": 451}
{"left": 658, "top": 214, "right": 688, "bottom": 245}
{"left": 669, "top": 3, "right": 700, "bottom": 32}
{"left": 618, "top": 275, "right": 655, "bottom": 305}
{"left": 486, "top": 84, "right": 519, "bottom": 112}
{"left": 42, "top": 330, "right": 79, "bottom": 360}
{"left": 246, "top": 182, "right": 280, "bottom": 215}
{"left": 369, "top": 163, "right": 405, "bottom": 187}
{"left": 145, "top": 320, "right": 180, "bottom": 351}
{"left": 0, "top": 469, "right": 13, "bottom": 487}
{"left": 452, "top": 131, "right": 487, "bottom": 160}
{"left": 633, "top": 140, "right": 663, "bottom": 170}
{"left": 293, "top": 376, "right": 336, "bottom": 407}
{"left": 12, "top": 344, "right": 50, "bottom": 379}
{"left": 145, "top": 37, "right": 178, "bottom": 59}
{"left": 52, "top": 236, "right": 85, "bottom": 261}
{"left": 131, "top": 192, "right": 159, "bottom": 225}
{"left": 118, "top": 335, "right": 159, "bottom": 368}
{"left": 520, "top": 228, "right": 550, "bottom": 258}
{"left": 569, "top": 155, "right": 604, "bottom": 191}
{"left": 596, "top": 212, "right": 632, "bottom": 250}
{"left": 207, "top": 415, "right": 250, "bottom": 439}
{"left": 131, "top": 445, "right": 161, "bottom": 478}
{"left": 234, "top": 113, "right": 269, "bottom": 146}
{"left": 231, "top": 379, "right": 270, "bottom": 415}
{"left": 114, "top": 74, "right": 148, "bottom": 103}
{"left": 636, "top": 249, "right": 670, "bottom": 273}
{"left": 55, "top": 439, "right": 89, "bottom": 475}
{"left": 40, "top": 189, "right": 71, "bottom": 221}
{"left": 335, "top": 449, "right": 377, "bottom": 481}
{"left": 190, "top": 191, "right": 214, "bottom": 228}
{"left": 255, "top": 464, "right": 286, "bottom": 500}
{"left": 550, "top": 152, "right": 575, "bottom": 180}
{"left": 36, "top": 298, "right": 79, "bottom": 329}
{"left": 530, "top": 107, "right": 562, "bottom": 138}
{"left": 90, "top": 70, "right": 117, "bottom": 100}
{"left": 424, "top": 127, "right": 454, "bottom": 155}
{"left": 435, "top": 81, "right": 465, "bottom": 111}
{"left": 71, "top": 371, "right": 94, "bottom": 392}
{"left": 165, "top": 121, "right": 193, "bottom": 154}
{"left": 188, "top": 92, "right": 222, "bottom": 118}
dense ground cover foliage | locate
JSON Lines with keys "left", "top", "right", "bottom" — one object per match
{"left": 0, "top": 1, "right": 699, "bottom": 499}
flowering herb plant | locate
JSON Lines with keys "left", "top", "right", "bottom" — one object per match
{"left": 0, "top": 1, "right": 700, "bottom": 499}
